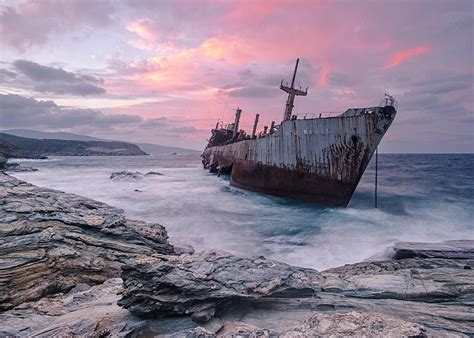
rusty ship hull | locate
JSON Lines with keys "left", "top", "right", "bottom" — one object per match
{"left": 202, "top": 105, "right": 396, "bottom": 207}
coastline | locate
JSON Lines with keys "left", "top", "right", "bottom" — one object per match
{"left": 1, "top": 172, "right": 473, "bottom": 336}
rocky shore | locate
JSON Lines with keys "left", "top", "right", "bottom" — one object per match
{"left": 1, "top": 172, "right": 473, "bottom": 336}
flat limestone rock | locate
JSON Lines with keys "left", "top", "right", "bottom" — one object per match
{"left": 118, "top": 251, "right": 323, "bottom": 319}
{"left": 0, "top": 173, "right": 174, "bottom": 310}
{"left": 321, "top": 257, "right": 474, "bottom": 303}
{"left": 0, "top": 278, "right": 197, "bottom": 337}
{"left": 392, "top": 240, "right": 474, "bottom": 260}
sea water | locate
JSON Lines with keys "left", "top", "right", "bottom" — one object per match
{"left": 9, "top": 154, "right": 473, "bottom": 271}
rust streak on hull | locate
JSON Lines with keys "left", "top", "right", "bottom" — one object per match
{"left": 230, "top": 158, "right": 356, "bottom": 207}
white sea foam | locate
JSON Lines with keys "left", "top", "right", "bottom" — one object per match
{"left": 11, "top": 154, "right": 474, "bottom": 271}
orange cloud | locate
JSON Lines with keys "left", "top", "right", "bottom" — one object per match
{"left": 384, "top": 44, "right": 431, "bottom": 69}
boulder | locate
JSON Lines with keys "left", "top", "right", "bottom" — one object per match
{"left": 118, "top": 251, "right": 323, "bottom": 320}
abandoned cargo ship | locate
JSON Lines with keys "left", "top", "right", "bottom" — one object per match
{"left": 202, "top": 59, "right": 397, "bottom": 207}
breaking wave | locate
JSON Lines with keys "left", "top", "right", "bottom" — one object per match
{"left": 10, "top": 153, "right": 474, "bottom": 271}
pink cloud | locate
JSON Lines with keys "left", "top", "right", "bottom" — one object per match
{"left": 0, "top": 0, "right": 114, "bottom": 51}
{"left": 2, "top": 1, "right": 471, "bottom": 151}
{"left": 384, "top": 44, "right": 432, "bottom": 69}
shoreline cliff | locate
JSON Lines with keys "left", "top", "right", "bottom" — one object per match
{"left": 0, "top": 172, "right": 472, "bottom": 336}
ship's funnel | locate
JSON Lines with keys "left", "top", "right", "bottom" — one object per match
{"left": 233, "top": 108, "right": 242, "bottom": 139}
{"left": 252, "top": 114, "right": 260, "bottom": 138}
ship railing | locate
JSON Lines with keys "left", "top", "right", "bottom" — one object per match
{"left": 304, "top": 111, "right": 344, "bottom": 119}
{"left": 280, "top": 80, "right": 307, "bottom": 92}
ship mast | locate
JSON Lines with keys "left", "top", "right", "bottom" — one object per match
{"left": 280, "top": 58, "right": 308, "bottom": 121}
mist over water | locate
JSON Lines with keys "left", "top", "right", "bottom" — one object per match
{"left": 10, "top": 154, "right": 474, "bottom": 271}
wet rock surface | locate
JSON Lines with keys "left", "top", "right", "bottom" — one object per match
{"left": 282, "top": 311, "right": 430, "bottom": 337}
{"left": 118, "top": 251, "right": 323, "bottom": 318}
{"left": 0, "top": 173, "right": 173, "bottom": 311}
{"left": 1, "top": 172, "right": 473, "bottom": 336}
{"left": 391, "top": 240, "right": 474, "bottom": 260}
{"left": 4, "top": 162, "right": 39, "bottom": 172}
{"left": 110, "top": 170, "right": 165, "bottom": 180}
{"left": 110, "top": 171, "right": 144, "bottom": 180}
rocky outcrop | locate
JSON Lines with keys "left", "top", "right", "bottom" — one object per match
{"left": 0, "top": 172, "right": 173, "bottom": 311}
{"left": 110, "top": 171, "right": 144, "bottom": 180}
{"left": 3, "top": 162, "right": 39, "bottom": 172}
{"left": 391, "top": 240, "right": 474, "bottom": 260}
{"left": 118, "top": 242, "right": 474, "bottom": 335}
{"left": 145, "top": 171, "right": 164, "bottom": 176}
{"left": 118, "top": 251, "right": 323, "bottom": 319}
{"left": 321, "top": 257, "right": 473, "bottom": 303}
{"left": 1, "top": 172, "right": 473, "bottom": 336}
{"left": 109, "top": 171, "right": 165, "bottom": 180}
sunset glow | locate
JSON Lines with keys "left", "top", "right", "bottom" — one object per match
{"left": 0, "top": 0, "right": 472, "bottom": 152}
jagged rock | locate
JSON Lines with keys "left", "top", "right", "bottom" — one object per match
{"left": 118, "top": 251, "right": 323, "bottom": 320}
{"left": 392, "top": 240, "right": 474, "bottom": 260}
{"left": 0, "top": 173, "right": 173, "bottom": 310}
{"left": 0, "top": 278, "right": 194, "bottom": 336}
{"left": 283, "top": 311, "right": 429, "bottom": 337}
{"left": 110, "top": 171, "right": 144, "bottom": 180}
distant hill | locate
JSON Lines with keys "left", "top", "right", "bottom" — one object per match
{"left": 1, "top": 129, "right": 200, "bottom": 155}
{"left": 134, "top": 142, "right": 200, "bottom": 155}
{"left": 0, "top": 129, "right": 103, "bottom": 142}
{"left": 0, "top": 133, "right": 147, "bottom": 158}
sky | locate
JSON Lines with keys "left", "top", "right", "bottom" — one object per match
{"left": 0, "top": 0, "right": 472, "bottom": 152}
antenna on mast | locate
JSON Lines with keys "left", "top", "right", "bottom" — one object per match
{"left": 280, "top": 58, "right": 308, "bottom": 121}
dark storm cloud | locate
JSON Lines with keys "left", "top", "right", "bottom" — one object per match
{"left": 13, "top": 60, "right": 106, "bottom": 96}
{"left": 0, "top": 94, "right": 141, "bottom": 129}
